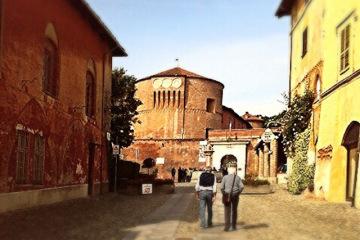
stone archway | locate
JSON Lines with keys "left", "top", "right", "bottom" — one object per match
{"left": 341, "top": 121, "right": 360, "bottom": 203}
{"left": 220, "top": 154, "right": 237, "bottom": 169}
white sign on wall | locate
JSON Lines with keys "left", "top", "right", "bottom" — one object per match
{"left": 112, "top": 145, "right": 120, "bottom": 155}
{"left": 199, "top": 141, "right": 207, "bottom": 162}
{"left": 142, "top": 184, "right": 153, "bottom": 194}
{"left": 156, "top": 157, "right": 165, "bottom": 165}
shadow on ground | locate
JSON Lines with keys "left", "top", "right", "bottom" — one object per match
{"left": 0, "top": 184, "right": 197, "bottom": 240}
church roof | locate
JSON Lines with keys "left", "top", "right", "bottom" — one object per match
{"left": 137, "top": 67, "right": 224, "bottom": 87}
{"left": 222, "top": 106, "right": 253, "bottom": 129}
{"left": 275, "top": 0, "right": 295, "bottom": 17}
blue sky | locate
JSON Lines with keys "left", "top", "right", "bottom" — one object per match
{"left": 87, "top": 0, "right": 290, "bottom": 116}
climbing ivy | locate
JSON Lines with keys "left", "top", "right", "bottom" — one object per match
{"left": 267, "top": 90, "right": 315, "bottom": 194}
{"left": 280, "top": 90, "right": 315, "bottom": 156}
{"left": 287, "top": 127, "right": 315, "bottom": 194}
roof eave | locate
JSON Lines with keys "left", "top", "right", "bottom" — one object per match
{"left": 75, "top": 0, "right": 127, "bottom": 57}
{"left": 275, "top": 0, "right": 294, "bottom": 18}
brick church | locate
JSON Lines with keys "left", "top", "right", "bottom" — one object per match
{"left": 122, "top": 67, "right": 284, "bottom": 179}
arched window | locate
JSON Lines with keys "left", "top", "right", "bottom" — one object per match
{"left": 162, "top": 91, "right": 166, "bottom": 107}
{"left": 85, "top": 72, "right": 96, "bottom": 117}
{"left": 178, "top": 91, "right": 181, "bottom": 108}
{"left": 315, "top": 75, "right": 321, "bottom": 101}
{"left": 43, "top": 39, "right": 58, "bottom": 97}
{"left": 157, "top": 91, "right": 161, "bottom": 108}
{"left": 153, "top": 92, "right": 156, "bottom": 108}
{"left": 173, "top": 91, "right": 176, "bottom": 107}
{"left": 167, "top": 91, "right": 171, "bottom": 107}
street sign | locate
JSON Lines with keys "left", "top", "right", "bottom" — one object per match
{"left": 261, "top": 128, "right": 275, "bottom": 143}
{"left": 112, "top": 145, "right": 120, "bottom": 155}
{"left": 142, "top": 184, "right": 153, "bottom": 194}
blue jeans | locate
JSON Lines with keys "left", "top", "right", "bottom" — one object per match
{"left": 199, "top": 190, "right": 213, "bottom": 227}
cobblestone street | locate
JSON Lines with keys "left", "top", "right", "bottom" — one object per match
{"left": 1, "top": 183, "right": 360, "bottom": 240}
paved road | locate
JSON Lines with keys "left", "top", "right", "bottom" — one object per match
{"left": 124, "top": 183, "right": 360, "bottom": 240}
{"left": 1, "top": 183, "right": 360, "bottom": 240}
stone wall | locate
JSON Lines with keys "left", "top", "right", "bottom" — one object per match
{"left": 123, "top": 140, "right": 204, "bottom": 179}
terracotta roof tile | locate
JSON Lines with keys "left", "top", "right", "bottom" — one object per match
{"left": 138, "top": 67, "right": 224, "bottom": 87}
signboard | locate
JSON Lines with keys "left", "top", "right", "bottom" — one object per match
{"left": 112, "top": 145, "right": 120, "bottom": 155}
{"left": 142, "top": 184, "right": 153, "bottom": 194}
{"left": 106, "top": 132, "right": 111, "bottom": 141}
{"left": 156, "top": 157, "right": 165, "bottom": 165}
{"left": 261, "top": 128, "right": 275, "bottom": 143}
{"left": 199, "top": 141, "right": 207, "bottom": 162}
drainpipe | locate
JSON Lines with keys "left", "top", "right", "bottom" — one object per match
{"left": 100, "top": 52, "right": 108, "bottom": 194}
{"left": 100, "top": 47, "right": 117, "bottom": 194}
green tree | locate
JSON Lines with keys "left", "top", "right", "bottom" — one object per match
{"left": 111, "top": 68, "right": 142, "bottom": 147}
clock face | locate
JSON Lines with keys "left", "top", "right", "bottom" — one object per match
{"left": 162, "top": 78, "right": 172, "bottom": 88}
{"left": 172, "top": 77, "right": 182, "bottom": 88}
{"left": 152, "top": 78, "right": 162, "bottom": 89}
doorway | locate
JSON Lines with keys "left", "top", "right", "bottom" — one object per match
{"left": 342, "top": 122, "right": 359, "bottom": 201}
{"left": 88, "top": 143, "right": 95, "bottom": 195}
{"left": 220, "top": 154, "right": 237, "bottom": 169}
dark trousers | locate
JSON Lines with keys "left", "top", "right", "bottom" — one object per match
{"left": 224, "top": 194, "right": 239, "bottom": 229}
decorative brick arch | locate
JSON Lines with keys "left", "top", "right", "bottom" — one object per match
{"left": 8, "top": 99, "right": 49, "bottom": 189}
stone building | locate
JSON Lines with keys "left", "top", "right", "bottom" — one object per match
{"left": 277, "top": 0, "right": 360, "bottom": 207}
{"left": 0, "top": 0, "right": 126, "bottom": 212}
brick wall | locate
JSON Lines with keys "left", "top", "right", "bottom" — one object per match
{"left": 0, "top": 0, "right": 116, "bottom": 194}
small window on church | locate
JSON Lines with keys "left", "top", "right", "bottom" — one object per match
{"left": 178, "top": 91, "right": 181, "bottom": 108}
{"left": 153, "top": 92, "right": 156, "bottom": 108}
{"left": 168, "top": 91, "right": 171, "bottom": 106}
{"left": 206, "top": 98, "right": 215, "bottom": 113}
{"left": 173, "top": 91, "right": 176, "bottom": 107}
{"left": 162, "top": 91, "right": 166, "bottom": 107}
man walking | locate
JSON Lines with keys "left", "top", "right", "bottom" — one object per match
{"left": 171, "top": 167, "right": 176, "bottom": 180}
{"left": 221, "top": 163, "right": 244, "bottom": 231}
{"left": 195, "top": 166, "right": 217, "bottom": 228}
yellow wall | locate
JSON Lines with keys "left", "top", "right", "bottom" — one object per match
{"left": 288, "top": 0, "right": 360, "bottom": 205}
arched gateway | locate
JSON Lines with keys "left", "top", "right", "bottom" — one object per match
{"left": 342, "top": 121, "right": 360, "bottom": 203}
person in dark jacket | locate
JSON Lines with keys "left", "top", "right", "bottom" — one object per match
{"left": 220, "top": 163, "right": 244, "bottom": 231}
{"left": 171, "top": 167, "right": 176, "bottom": 180}
{"left": 195, "top": 166, "right": 217, "bottom": 228}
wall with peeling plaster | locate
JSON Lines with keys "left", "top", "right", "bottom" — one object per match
{"left": 0, "top": 0, "right": 113, "bottom": 202}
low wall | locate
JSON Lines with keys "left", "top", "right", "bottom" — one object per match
{"left": 0, "top": 184, "right": 88, "bottom": 213}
